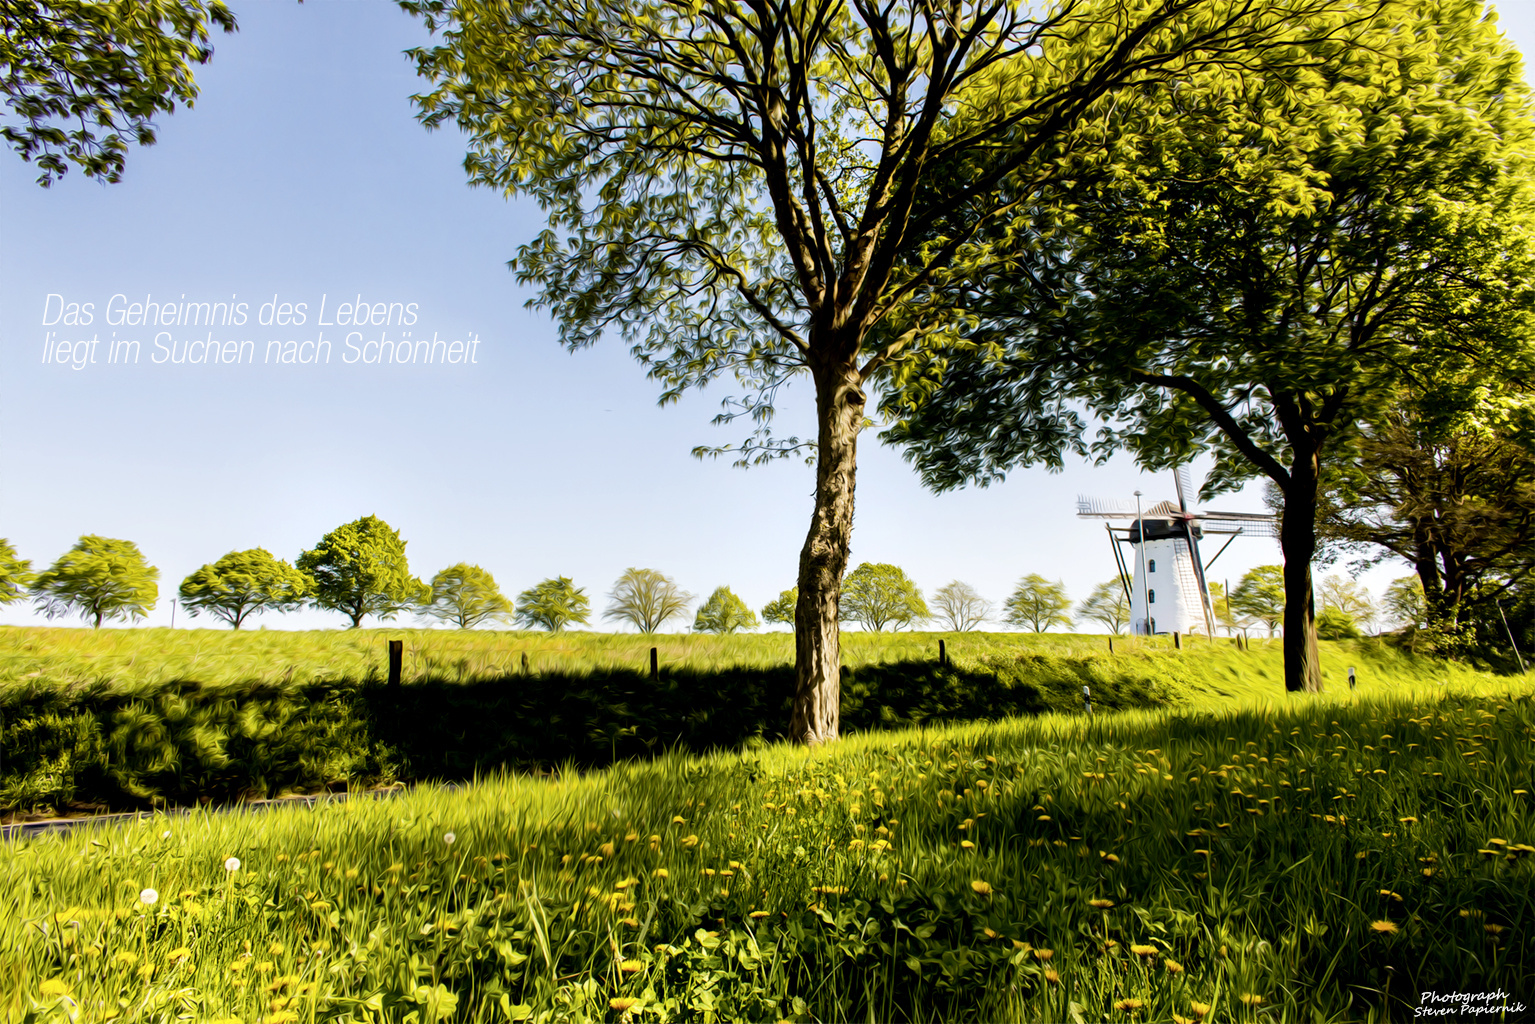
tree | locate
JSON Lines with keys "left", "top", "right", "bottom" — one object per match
{"left": 1208, "top": 581, "right": 1244, "bottom": 636}
{"left": 693, "top": 586, "right": 759, "bottom": 634}
{"left": 603, "top": 568, "right": 691, "bottom": 633}
{"left": 296, "top": 515, "right": 427, "bottom": 628}
{"left": 2, "top": 0, "right": 237, "bottom": 185}
{"left": 515, "top": 576, "right": 592, "bottom": 632}
{"left": 1315, "top": 606, "right": 1362, "bottom": 641}
{"left": 882, "top": 0, "right": 1535, "bottom": 692}
{"left": 762, "top": 588, "right": 797, "bottom": 628}
{"left": 1384, "top": 576, "right": 1427, "bottom": 631}
{"left": 1317, "top": 574, "right": 1375, "bottom": 635}
{"left": 32, "top": 535, "right": 158, "bottom": 627}
{"left": 402, "top": 0, "right": 1360, "bottom": 744}
{"left": 1003, "top": 574, "right": 1071, "bottom": 632}
{"left": 1231, "top": 566, "right": 1285, "bottom": 637}
{"left": 1318, "top": 400, "right": 1535, "bottom": 639}
{"left": 931, "top": 580, "right": 991, "bottom": 631}
{"left": 1076, "top": 579, "right": 1129, "bottom": 634}
{"left": 0, "top": 539, "right": 34, "bottom": 605}
{"left": 421, "top": 563, "right": 514, "bottom": 628}
{"left": 177, "top": 548, "right": 312, "bottom": 629}
{"left": 841, "top": 564, "right": 928, "bottom": 632}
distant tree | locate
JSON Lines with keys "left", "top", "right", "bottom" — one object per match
{"left": 1315, "top": 606, "right": 1363, "bottom": 641}
{"left": 693, "top": 586, "right": 759, "bottom": 634}
{"left": 930, "top": 581, "right": 991, "bottom": 632}
{"left": 296, "top": 515, "right": 427, "bottom": 628}
{"left": 421, "top": 563, "right": 513, "bottom": 628}
{"left": 178, "top": 548, "right": 312, "bottom": 629}
{"left": 603, "top": 568, "right": 691, "bottom": 633}
{"left": 32, "top": 535, "right": 158, "bottom": 627}
{"left": 0, "top": 538, "right": 34, "bottom": 604}
{"left": 1076, "top": 579, "right": 1129, "bottom": 634}
{"left": 1318, "top": 575, "right": 1376, "bottom": 634}
{"left": 1384, "top": 576, "right": 1427, "bottom": 631}
{"left": 841, "top": 564, "right": 928, "bottom": 632}
{"left": 1004, "top": 575, "right": 1071, "bottom": 633}
{"left": 2, "top": 0, "right": 238, "bottom": 185}
{"left": 1208, "top": 581, "right": 1244, "bottom": 636}
{"left": 1231, "top": 565, "right": 1286, "bottom": 637}
{"left": 514, "top": 576, "right": 591, "bottom": 632}
{"left": 761, "top": 588, "right": 797, "bottom": 628}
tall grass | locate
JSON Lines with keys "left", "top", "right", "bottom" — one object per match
{"left": 3, "top": 672, "right": 1533, "bottom": 1022}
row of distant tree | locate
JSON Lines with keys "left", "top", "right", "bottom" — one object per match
{"left": 0, "top": 518, "right": 1424, "bottom": 636}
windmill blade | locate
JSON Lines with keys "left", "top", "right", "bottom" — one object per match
{"left": 1198, "top": 509, "right": 1276, "bottom": 521}
{"left": 1077, "top": 496, "right": 1140, "bottom": 517}
{"left": 1174, "top": 465, "right": 1195, "bottom": 514}
{"left": 1201, "top": 515, "right": 1279, "bottom": 539}
{"left": 1185, "top": 528, "right": 1216, "bottom": 637}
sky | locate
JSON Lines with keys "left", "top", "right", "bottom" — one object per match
{"left": 3, "top": 1, "right": 1533, "bottom": 632}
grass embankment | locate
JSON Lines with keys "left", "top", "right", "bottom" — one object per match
{"left": 3, "top": 678, "right": 1533, "bottom": 1022}
{"left": 0, "top": 628, "right": 1493, "bottom": 816}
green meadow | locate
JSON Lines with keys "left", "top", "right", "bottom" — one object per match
{"left": 1, "top": 628, "right": 1531, "bottom": 1022}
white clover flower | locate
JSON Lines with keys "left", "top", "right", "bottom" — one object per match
{"left": 161, "top": 831, "right": 171, "bottom": 840}
{"left": 444, "top": 832, "right": 456, "bottom": 846}
{"left": 224, "top": 857, "right": 241, "bottom": 873}
{"left": 139, "top": 888, "right": 159, "bottom": 906}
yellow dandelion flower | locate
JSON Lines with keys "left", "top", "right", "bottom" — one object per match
{"left": 1044, "top": 968, "right": 1060, "bottom": 984}
{"left": 1130, "top": 944, "right": 1157, "bottom": 957}
{"left": 1114, "top": 999, "right": 1145, "bottom": 1012}
{"left": 983, "top": 928, "right": 999, "bottom": 939}
{"left": 1032, "top": 948, "right": 1054, "bottom": 961}
{"left": 1240, "top": 994, "right": 1265, "bottom": 1006}
{"left": 1485, "top": 924, "right": 1506, "bottom": 935}
{"left": 39, "top": 978, "right": 71, "bottom": 998}
{"left": 167, "top": 946, "right": 192, "bottom": 962}
{"left": 960, "top": 840, "right": 976, "bottom": 849}
{"left": 1165, "top": 959, "right": 1184, "bottom": 974}
{"left": 619, "top": 960, "right": 644, "bottom": 974}
{"left": 672, "top": 816, "right": 686, "bottom": 824}
{"left": 1191, "top": 1002, "right": 1212, "bottom": 1019}
{"left": 1088, "top": 898, "right": 1115, "bottom": 909}
{"left": 681, "top": 835, "right": 700, "bottom": 848}
{"left": 1370, "top": 920, "right": 1399, "bottom": 934}
{"left": 970, "top": 880, "right": 993, "bottom": 895}
{"left": 750, "top": 910, "right": 770, "bottom": 919}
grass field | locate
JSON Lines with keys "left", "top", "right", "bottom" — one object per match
{"left": 1, "top": 627, "right": 1532, "bottom": 1021}
{"left": 3, "top": 674, "right": 1533, "bottom": 1022}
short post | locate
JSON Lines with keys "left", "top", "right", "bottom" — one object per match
{"left": 388, "top": 640, "right": 403, "bottom": 688}
{"left": 1174, "top": 632, "right": 1182, "bottom": 650}
{"left": 939, "top": 638, "right": 948, "bottom": 667}
{"left": 1348, "top": 666, "right": 1356, "bottom": 690}
{"left": 1083, "top": 685, "right": 1092, "bottom": 715}
{"left": 1108, "top": 637, "right": 1114, "bottom": 654}
{"left": 650, "top": 647, "right": 659, "bottom": 681}
{"left": 521, "top": 652, "right": 530, "bottom": 674}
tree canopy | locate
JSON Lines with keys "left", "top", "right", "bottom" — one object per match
{"left": 33, "top": 535, "right": 159, "bottom": 627}
{"left": 421, "top": 563, "right": 514, "bottom": 628}
{"left": 296, "top": 515, "right": 427, "bottom": 629}
{"left": 840, "top": 564, "right": 927, "bottom": 632}
{"left": 515, "top": 576, "right": 592, "bottom": 632}
{"left": 401, "top": 0, "right": 1365, "bottom": 743}
{"left": 0, "top": 538, "right": 34, "bottom": 605}
{"left": 1232, "top": 565, "right": 1285, "bottom": 637}
{"left": 1004, "top": 574, "right": 1071, "bottom": 632}
{"left": 1076, "top": 579, "right": 1129, "bottom": 634}
{"left": 882, "top": 0, "right": 1535, "bottom": 691}
{"left": 931, "top": 580, "right": 991, "bottom": 631}
{"left": 603, "top": 568, "right": 691, "bottom": 634}
{"left": 693, "top": 586, "right": 759, "bottom": 634}
{"left": 177, "top": 548, "right": 312, "bottom": 629}
{"left": 2, "top": 0, "right": 237, "bottom": 185}
{"left": 762, "top": 588, "right": 797, "bottom": 628}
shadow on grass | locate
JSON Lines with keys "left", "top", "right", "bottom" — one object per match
{"left": 0, "top": 655, "right": 1174, "bottom": 815}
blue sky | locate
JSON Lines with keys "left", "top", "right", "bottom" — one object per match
{"left": 4, "top": 1, "right": 1532, "bottom": 632}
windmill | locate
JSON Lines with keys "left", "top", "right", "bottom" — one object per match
{"left": 1077, "top": 467, "right": 1278, "bottom": 636}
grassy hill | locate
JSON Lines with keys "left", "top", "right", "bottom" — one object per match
{"left": 2, "top": 660, "right": 1532, "bottom": 1021}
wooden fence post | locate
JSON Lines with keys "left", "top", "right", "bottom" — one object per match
{"left": 1174, "top": 632, "right": 1181, "bottom": 650}
{"left": 939, "top": 639, "right": 947, "bottom": 667}
{"left": 650, "top": 647, "right": 659, "bottom": 681}
{"left": 521, "top": 652, "right": 530, "bottom": 674}
{"left": 388, "top": 640, "right": 402, "bottom": 688}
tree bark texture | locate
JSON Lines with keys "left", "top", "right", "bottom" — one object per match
{"left": 790, "top": 356, "right": 865, "bottom": 745}
{"left": 1280, "top": 455, "right": 1323, "bottom": 692}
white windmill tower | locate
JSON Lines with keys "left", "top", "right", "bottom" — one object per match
{"left": 1077, "top": 467, "right": 1278, "bottom": 636}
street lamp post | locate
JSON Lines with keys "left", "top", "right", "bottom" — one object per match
{"left": 1134, "top": 490, "right": 1148, "bottom": 636}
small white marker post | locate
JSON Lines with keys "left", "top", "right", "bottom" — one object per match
{"left": 1348, "top": 667, "right": 1356, "bottom": 690}
{"left": 1083, "top": 685, "right": 1092, "bottom": 715}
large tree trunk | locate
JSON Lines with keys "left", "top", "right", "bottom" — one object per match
{"left": 790, "top": 355, "right": 865, "bottom": 745}
{"left": 1280, "top": 455, "right": 1323, "bottom": 692}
